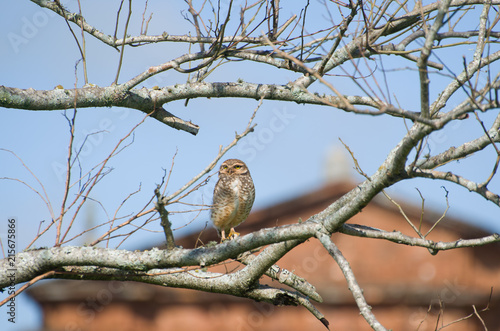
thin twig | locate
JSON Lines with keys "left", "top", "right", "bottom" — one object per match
{"left": 56, "top": 109, "right": 77, "bottom": 246}
{"left": 0, "top": 270, "right": 55, "bottom": 307}
{"left": 113, "top": 0, "right": 132, "bottom": 85}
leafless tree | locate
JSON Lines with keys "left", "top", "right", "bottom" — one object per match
{"left": 1, "top": 1, "right": 500, "bottom": 330}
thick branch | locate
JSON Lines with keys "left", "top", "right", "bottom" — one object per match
{"left": 237, "top": 249, "right": 323, "bottom": 303}
{"left": 0, "top": 83, "right": 439, "bottom": 129}
{"left": 0, "top": 223, "right": 325, "bottom": 289}
{"left": 44, "top": 265, "right": 321, "bottom": 316}
{"left": 0, "top": 85, "right": 199, "bottom": 135}
{"left": 236, "top": 238, "right": 323, "bottom": 302}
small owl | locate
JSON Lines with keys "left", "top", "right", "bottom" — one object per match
{"left": 211, "top": 159, "right": 255, "bottom": 241}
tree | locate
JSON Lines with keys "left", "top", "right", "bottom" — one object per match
{"left": 1, "top": 0, "right": 500, "bottom": 330}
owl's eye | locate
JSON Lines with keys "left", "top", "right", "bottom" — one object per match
{"left": 234, "top": 165, "right": 241, "bottom": 169}
{"left": 222, "top": 165, "right": 228, "bottom": 169}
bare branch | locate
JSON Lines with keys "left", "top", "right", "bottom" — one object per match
{"left": 415, "top": 112, "right": 500, "bottom": 170}
{"left": 0, "top": 85, "right": 199, "bottom": 134}
{"left": 411, "top": 169, "right": 500, "bottom": 207}
{"left": 155, "top": 186, "right": 176, "bottom": 250}
{"left": 33, "top": 264, "right": 329, "bottom": 326}
{"left": 316, "top": 232, "right": 387, "bottom": 331}
{"left": 245, "top": 287, "right": 329, "bottom": 327}
{"left": 113, "top": 0, "right": 132, "bottom": 85}
{"left": 237, "top": 249, "right": 323, "bottom": 302}
{"left": 416, "top": 0, "right": 452, "bottom": 118}
{"left": 56, "top": 109, "right": 77, "bottom": 245}
{"left": 432, "top": 50, "right": 500, "bottom": 115}
{"left": 340, "top": 224, "right": 500, "bottom": 250}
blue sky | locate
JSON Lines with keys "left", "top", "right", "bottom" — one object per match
{"left": 1, "top": 1, "right": 499, "bottom": 330}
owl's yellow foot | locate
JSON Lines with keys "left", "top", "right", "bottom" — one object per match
{"left": 227, "top": 228, "right": 240, "bottom": 240}
{"left": 219, "top": 228, "right": 240, "bottom": 242}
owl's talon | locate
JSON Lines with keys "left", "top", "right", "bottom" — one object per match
{"left": 227, "top": 228, "right": 240, "bottom": 240}
{"left": 219, "top": 229, "right": 240, "bottom": 242}
{"left": 219, "top": 230, "right": 227, "bottom": 242}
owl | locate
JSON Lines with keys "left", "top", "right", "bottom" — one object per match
{"left": 211, "top": 159, "right": 255, "bottom": 241}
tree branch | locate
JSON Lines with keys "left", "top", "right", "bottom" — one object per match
{"left": 411, "top": 169, "right": 500, "bottom": 206}
{"left": 416, "top": 0, "right": 452, "bottom": 118}
{"left": 45, "top": 264, "right": 329, "bottom": 327}
{"left": 155, "top": 186, "right": 176, "bottom": 250}
{"left": 340, "top": 224, "right": 500, "bottom": 250}
{"left": 244, "top": 287, "right": 329, "bottom": 329}
{"left": 30, "top": 0, "right": 281, "bottom": 48}
{"left": 415, "top": 113, "right": 500, "bottom": 170}
{"left": 0, "top": 222, "right": 322, "bottom": 289}
{"left": 237, "top": 247, "right": 323, "bottom": 303}
{"left": 0, "top": 83, "right": 444, "bottom": 132}
{"left": 316, "top": 232, "right": 387, "bottom": 331}
{"left": 431, "top": 49, "right": 500, "bottom": 115}
{"left": 0, "top": 85, "right": 199, "bottom": 134}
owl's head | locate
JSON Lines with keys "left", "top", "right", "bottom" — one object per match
{"left": 219, "top": 159, "right": 250, "bottom": 176}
